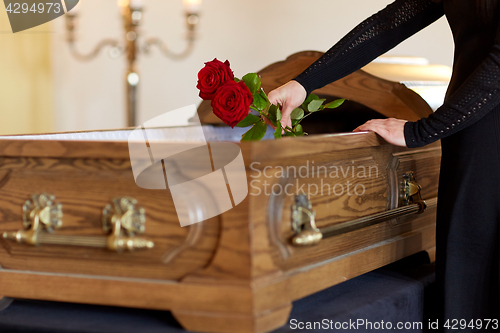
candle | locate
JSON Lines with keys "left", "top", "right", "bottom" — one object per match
{"left": 130, "top": 0, "right": 143, "bottom": 9}
{"left": 183, "top": 0, "right": 201, "bottom": 14}
{"left": 117, "top": 0, "right": 143, "bottom": 9}
{"left": 117, "top": 0, "right": 129, "bottom": 8}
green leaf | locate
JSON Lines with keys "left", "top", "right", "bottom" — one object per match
{"left": 301, "top": 94, "right": 319, "bottom": 110}
{"left": 308, "top": 99, "right": 326, "bottom": 112}
{"left": 291, "top": 119, "right": 299, "bottom": 127}
{"left": 274, "top": 123, "right": 282, "bottom": 139}
{"left": 284, "top": 131, "right": 296, "bottom": 137}
{"left": 236, "top": 114, "right": 260, "bottom": 128}
{"left": 267, "top": 104, "right": 278, "bottom": 124}
{"left": 253, "top": 93, "right": 267, "bottom": 111}
{"left": 267, "top": 104, "right": 284, "bottom": 125}
{"left": 260, "top": 89, "right": 269, "bottom": 103}
{"left": 324, "top": 99, "right": 345, "bottom": 109}
{"left": 290, "top": 108, "right": 304, "bottom": 120}
{"left": 294, "top": 124, "right": 304, "bottom": 136}
{"left": 241, "top": 120, "right": 267, "bottom": 141}
{"left": 234, "top": 77, "right": 240, "bottom": 83}
{"left": 242, "top": 73, "right": 261, "bottom": 94}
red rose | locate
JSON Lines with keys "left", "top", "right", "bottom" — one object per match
{"left": 196, "top": 59, "right": 234, "bottom": 100}
{"left": 211, "top": 81, "right": 253, "bottom": 128}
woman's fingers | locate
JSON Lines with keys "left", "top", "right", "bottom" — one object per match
{"left": 353, "top": 118, "right": 408, "bottom": 147}
{"left": 280, "top": 104, "right": 293, "bottom": 131}
{"left": 267, "top": 88, "right": 285, "bottom": 131}
{"left": 267, "top": 81, "right": 306, "bottom": 133}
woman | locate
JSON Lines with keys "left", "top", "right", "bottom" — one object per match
{"left": 268, "top": 0, "right": 500, "bottom": 328}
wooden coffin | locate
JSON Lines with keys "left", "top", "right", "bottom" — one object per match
{"left": 0, "top": 53, "right": 443, "bottom": 333}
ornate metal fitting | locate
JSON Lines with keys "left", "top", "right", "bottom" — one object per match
{"left": 403, "top": 172, "right": 427, "bottom": 213}
{"left": 4, "top": 194, "right": 63, "bottom": 246}
{"left": 22, "top": 193, "right": 63, "bottom": 232}
{"left": 291, "top": 195, "right": 322, "bottom": 246}
{"left": 102, "top": 197, "right": 153, "bottom": 251}
{"left": 288, "top": 174, "right": 433, "bottom": 247}
{"left": 3, "top": 195, "right": 153, "bottom": 252}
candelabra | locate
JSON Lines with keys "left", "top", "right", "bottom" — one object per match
{"left": 65, "top": 0, "right": 201, "bottom": 127}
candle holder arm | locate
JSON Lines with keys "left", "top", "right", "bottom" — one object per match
{"left": 142, "top": 37, "right": 195, "bottom": 60}
{"left": 67, "top": 39, "right": 125, "bottom": 62}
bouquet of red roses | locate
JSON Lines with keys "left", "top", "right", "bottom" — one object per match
{"left": 196, "top": 59, "right": 344, "bottom": 141}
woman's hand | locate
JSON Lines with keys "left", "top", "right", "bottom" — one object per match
{"left": 267, "top": 80, "right": 307, "bottom": 130}
{"left": 353, "top": 118, "right": 408, "bottom": 147}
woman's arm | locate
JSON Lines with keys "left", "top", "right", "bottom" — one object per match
{"left": 404, "top": 21, "right": 500, "bottom": 147}
{"left": 269, "top": 0, "right": 444, "bottom": 130}
{"left": 356, "top": 18, "right": 500, "bottom": 148}
{"left": 295, "top": 0, "right": 445, "bottom": 96}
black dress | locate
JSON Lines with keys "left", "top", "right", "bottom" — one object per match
{"left": 294, "top": 0, "right": 500, "bottom": 328}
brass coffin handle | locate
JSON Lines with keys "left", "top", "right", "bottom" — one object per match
{"left": 291, "top": 172, "right": 437, "bottom": 246}
{"left": 291, "top": 195, "right": 322, "bottom": 246}
{"left": 2, "top": 194, "right": 154, "bottom": 252}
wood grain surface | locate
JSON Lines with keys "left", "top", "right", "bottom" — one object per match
{"left": 0, "top": 154, "right": 220, "bottom": 281}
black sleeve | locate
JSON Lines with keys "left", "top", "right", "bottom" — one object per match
{"left": 404, "top": 22, "right": 500, "bottom": 148}
{"left": 293, "top": 0, "right": 445, "bottom": 96}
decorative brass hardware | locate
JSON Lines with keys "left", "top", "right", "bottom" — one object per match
{"left": 3, "top": 194, "right": 153, "bottom": 252}
{"left": 102, "top": 197, "right": 153, "bottom": 251}
{"left": 291, "top": 172, "right": 437, "bottom": 246}
{"left": 6, "top": 194, "right": 63, "bottom": 246}
{"left": 291, "top": 195, "right": 322, "bottom": 246}
{"left": 403, "top": 172, "right": 427, "bottom": 213}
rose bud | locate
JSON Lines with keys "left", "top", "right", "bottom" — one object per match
{"left": 196, "top": 59, "right": 234, "bottom": 100}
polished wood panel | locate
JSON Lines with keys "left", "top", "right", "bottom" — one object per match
{"left": 0, "top": 154, "right": 220, "bottom": 281}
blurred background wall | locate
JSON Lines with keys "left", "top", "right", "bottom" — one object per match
{"left": 0, "top": 7, "right": 53, "bottom": 134}
{"left": 1, "top": 0, "right": 453, "bottom": 134}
